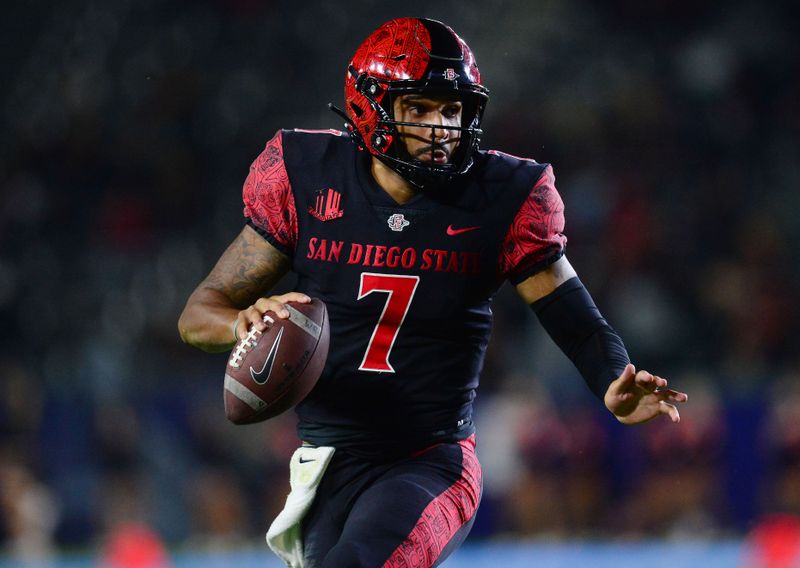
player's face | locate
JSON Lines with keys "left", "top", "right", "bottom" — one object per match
{"left": 393, "top": 94, "right": 463, "bottom": 165}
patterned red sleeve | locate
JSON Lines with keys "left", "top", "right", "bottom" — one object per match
{"left": 499, "top": 164, "right": 567, "bottom": 284}
{"left": 242, "top": 131, "right": 298, "bottom": 254}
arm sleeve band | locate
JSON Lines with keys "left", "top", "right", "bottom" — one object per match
{"left": 530, "top": 277, "right": 630, "bottom": 400}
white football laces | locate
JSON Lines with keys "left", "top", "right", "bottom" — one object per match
{"left": 228, "top": 314, "right": 275, "bottom": 369}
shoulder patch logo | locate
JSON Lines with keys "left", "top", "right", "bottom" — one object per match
{"left": 387, "top": 213, "right": 410, "bottom": 232}
{"left": 309, "top": 188, "right": 344, "bottom": 221}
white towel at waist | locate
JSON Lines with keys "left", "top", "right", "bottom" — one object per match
{"left": 266, "top": 445, "right": 336, "bottom": 568}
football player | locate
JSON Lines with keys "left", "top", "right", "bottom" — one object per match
{"left": 179, "top": 17, "right": 688, "bottom": 568}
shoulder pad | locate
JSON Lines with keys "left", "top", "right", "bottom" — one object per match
{"left": 485, "top": 149, "right": 540, "bottom": 164}
{"left": 291, "top": 128, "right": 345, "bottom": 136}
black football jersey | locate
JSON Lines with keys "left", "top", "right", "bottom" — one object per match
{"left": 242, "top": 129, "right": 566, "bottom": 458}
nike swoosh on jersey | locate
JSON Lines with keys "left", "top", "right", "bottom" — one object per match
{"left": 250, "top": 327, "right": 284, "bottom": 384}
{"left": 446, "top": 225, "right": 481, "bottom": 236}
{"left": 298, "top": 456, "right": 316, "bottom": 464}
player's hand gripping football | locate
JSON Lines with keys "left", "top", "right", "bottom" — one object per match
{"left": 604, "top": 364, "right": 688, "bottom": 425}
{"left": 233, "top": 292, "right": 311, "bottom": 340}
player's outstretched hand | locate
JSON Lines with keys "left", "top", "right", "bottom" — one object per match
{"left": 234, "top": 292, "right": 311, "bottom": 340}
{"left": 604, "top": 364, "right": 688, "bottom": 425}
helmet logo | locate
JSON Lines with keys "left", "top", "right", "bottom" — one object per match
{"left": 443, "top": 68, "right": 460, "bottom": 81}
{"left": 387, "top": 213, "right": 410, "bottom": 232}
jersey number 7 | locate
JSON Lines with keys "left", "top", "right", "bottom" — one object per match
{"left": 357, "top": 272, "right": 420, "bottom": 373}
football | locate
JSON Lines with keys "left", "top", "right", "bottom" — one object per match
{"left": 224, "top": 298, "right": 329, "bottom": 424}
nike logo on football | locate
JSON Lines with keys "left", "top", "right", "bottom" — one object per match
{"left": 446, "top": 225, "right": 480, "bottom": 236}
{"left": 250, "top": 327, "right": 284, "bottom": 385}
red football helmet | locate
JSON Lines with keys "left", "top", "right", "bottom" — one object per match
{"left": 339, "top": 18, "right": 489, "bottom": 186}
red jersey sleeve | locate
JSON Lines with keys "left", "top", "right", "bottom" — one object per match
{"left": 242, "top": 131, "right": 298, "bottom": 255}
{"left": 499, "top": 164, "right": 567, "bottom": 284}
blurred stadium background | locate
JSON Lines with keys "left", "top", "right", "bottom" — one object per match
{"left": 1, "top": 0, "right": 799, "bottom": 565}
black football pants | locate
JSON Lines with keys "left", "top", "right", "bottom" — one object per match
{"left": 301, "top": 435, "right": 482, "bottom": 568}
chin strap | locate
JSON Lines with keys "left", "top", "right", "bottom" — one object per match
{"left": 328, "top": 100, "right": 473, "bottom": 189}
{"left": 328, "top": 103, "right": 362, "bottom": 148}
{"left": 328, "top": 101, "right": 426, "bottom": 188}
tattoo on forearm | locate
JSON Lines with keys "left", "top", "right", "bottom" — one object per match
{"left": 202, "top": 228, "right": 290, "bottom": 307}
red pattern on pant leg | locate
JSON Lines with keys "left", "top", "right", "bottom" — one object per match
{"left": 383, "top": 436, "right": 482, "bottom": 568}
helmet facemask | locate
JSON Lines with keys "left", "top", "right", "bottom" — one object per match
{"left": 365, "top": 83, "right": 486, "bottom": 188}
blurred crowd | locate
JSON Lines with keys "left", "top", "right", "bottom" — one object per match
{"left": 1, "top": 0, "right": 799, "bottom": 562}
